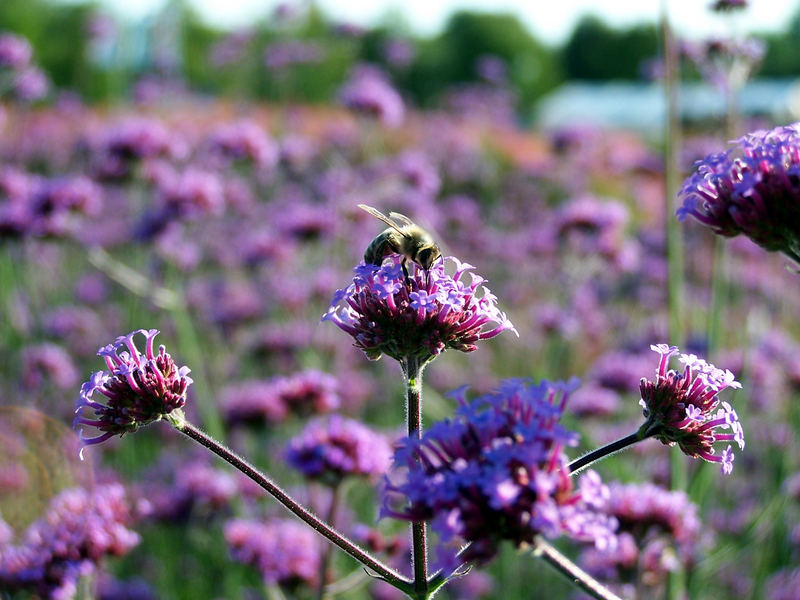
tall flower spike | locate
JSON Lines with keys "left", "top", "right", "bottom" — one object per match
{"left": 74, "top": 329, "right": 192, "bottom": 452}
{"left": 638, "top": 344, "right": 744, "bottom": 474}
{"left": 323, "top": 255, "right": 517, "bottom": 363}
{"left": 382, "top": 378, "right": 617, "bottom": 572}
{"left": 677, "top": 123, "right": 800, "bottom": 263}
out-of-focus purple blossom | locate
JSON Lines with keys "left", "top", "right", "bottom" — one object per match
{"left": 278, "top": 134, "right": 318, "bottom": 173}
{"left": 92, "top": 118, "right": 186, "bottom": 180}
{"left": 0, "top": 483, "right": 139, "bottom": 600}
{"left": 174, "top": 462, "right": 239, "bottom": 511}
{"left": 206, "top": 121, "right": 278, "bottom": 169}
{"left": 568, "top": 383, "right": 621, "bottom": 418}
{"left": 157, "top": 167, "right": 226, "bottom": 219}
{"left": 1, "top": 172, "right": 103, "bottom": 239}
{"left": 333, "top": 22, "right": 367, "bottom": 38}
{"left": 12, "top": 67, "right": 49, "bottom": 101}
{"left": 74, "top": 329, "right": 192, "bottom": 449}
{"left": 580, "top": 482, "right": 700, "bottom": 586}
{"left": 263, "top": 40, "right": 325, "bottom": 71}
{"left": 224, "top": 518, "right": 319, "bottom": 588}
{"left": 556, "top": 195, "right": 629, "bottom": 260}
{"left": 74, "top": 272, "right": 110, "bottom": 305}
{"left": 382, "top": 38, "right": 415, "bottom": 68}
{"left": 221, "top": 370, "right": 340, "bottom": 427}
{"left": 681, "top": 36, "right": 764, "bottom": 92}
{"left": 443, "top": 83, "right": 517, "bottom": 129}
{"left": 285, "top": 414, "right": 392, "bottom": 485}
{"left": 383, "top": 378, "right": 617, "bottom": 571}
{"left": 42, "top": 304, "right": 110, "bottom": 357}
{"left": 209, "top": 29, "right": 253, "bottom": 67}
{"left": 339, "top": 64, "right": 405, "bottom": 128}
{"left": 476, "top": 54, "right": 508, "bottom": 85}
{"left": 638, "top": 344, "right": 744, "bottom": 474}
{"left": 590, "top": 348, "right": 660, "bottom": 393}
{"left": 678, "top": 122, "right": 800, "bottom": 263}
{"left": 0, "top": 32, "right": 32, "bottom": 69}
{"left": 20, "top": 342, "right": 79, "bottom": 390}
{"left": 323, "top": 255, "right": 516, "bottom": 362}
{"left": 391, "top": 150, "right": 441, "bottom": 197}
{"left": 764, "top": 568, "right": 800, "bottom": 600}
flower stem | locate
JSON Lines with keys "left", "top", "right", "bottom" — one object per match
{"left": 531, "top": 537, "right": 623, "bottom": 600}
{"left": 316, "top": 484, "right": 340, "bottom": 600}
{"left": 168, "top": 413, "right": 413, "bottom": 595}
{"left": 402, "top": 354, "right": 429, "bottom": 600}
{"left": 568, "top": 431, "right": 643, "bottom": 475}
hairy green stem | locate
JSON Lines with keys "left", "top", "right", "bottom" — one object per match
{"left": 168, "top": 413, "right": 413, "bottom": 594}
{"left": 532, "top": 537, "right": 623, "bottom": 600}
{"left": 569, "top": 431, "right": 644, "bottom": 475}
{"left": 402, "top": 355, "right": 429, "bottom": 600}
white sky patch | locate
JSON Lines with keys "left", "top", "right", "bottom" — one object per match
{"left": 77, "top": 0, "right": 799, "bottom": 44}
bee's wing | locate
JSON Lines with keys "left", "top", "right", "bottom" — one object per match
{"left": 388, "top": 211, "right": 416, "bottom": 227}
{"left": 358, "top": 204, "right": 405, "bottom": 234}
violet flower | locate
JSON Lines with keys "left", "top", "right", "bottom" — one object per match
{"left": 677, "top": 122, "right": 800, "bottom": 263}
{"left": 0, "top": 483, "right": 139, "bottom": 599}
{"left": 285, "top": 414, "right": 392, "bottom": 485}
{"left": 224, "top": 518, "right": 320, "bottom": 589}
{"left": 323, "top": 255, "right": 516, "bottom": 363}
{"left": 74, "top": 329, "right": 192, "bottom": 449}
{"left": 338, "top": 64, "right": 405, "bottom": 128}
{"left": 382, "top": 378, "right": 617, "bottom": 571}
{"left": 638, "top": 344, "right": 744, "bottom": 474}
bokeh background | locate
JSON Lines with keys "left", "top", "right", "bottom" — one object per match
{"left": 2, "top": 0, "right": 800, "bottom": 599}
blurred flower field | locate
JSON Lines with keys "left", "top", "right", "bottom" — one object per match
{"left": 1, "top": 11, "right": 800, "bottom": 599}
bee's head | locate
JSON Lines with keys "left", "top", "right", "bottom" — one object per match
{"left": 416, "top": 244, "right": 441, "bottom": 271}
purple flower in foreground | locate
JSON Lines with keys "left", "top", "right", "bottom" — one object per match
{"left": 0, "top": 483, "right": 139, "bottom": 599}
{"left": 0, "top": 33, "right": 32, "bottom": 69}
{"left": 224, "top": 518, "right": 319, "bottom": 589}
{"left": 677, "top": 123, "right": 800, "bottom": 263}
{"left": 285, "top": 414, "right": 392, "bottom": 485}
{"left": 765, "top": 568, "right": 800, "bottom": 600}
{"left": 323, "top": 255, "right": 516, "bottom": 362}
{"left": 74, "top": 329, "right": 192, "bottom": 448}
{"left": 638, "top": 344, "right": 744, "bottom": 474}
{"left": 383, "top": 379, "right": 617, "bottom": 570}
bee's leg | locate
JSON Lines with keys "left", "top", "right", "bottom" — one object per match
{"left": 401, "top": 257, "right": 411, "bottom": 287}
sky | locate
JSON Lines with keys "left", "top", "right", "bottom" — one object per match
{"left": 92, "top": 0, "right": 800, "bottom": 44}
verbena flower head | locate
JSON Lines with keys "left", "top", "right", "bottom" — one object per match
{"left": 639, "top": 344, "right": 744, "bottom": 474}
{"left": 74, "top": 329, "right": 192, "bottom": 450}
{"left": 323, "top": 255, "right": 516, "bottom": 363}
{"left": 382, "top": 378, "right": 617, "bottom": 571}
{"left": 581, "top": 482, "right": 700, "bottom": 586}
{"left": 0, "top": 483, "right": 139, "bottom": 599}
{"left": 224, "top": 518, "right": 319, "bottom": 589}
{"left": 285, "top": 414, "right": 392, "bottom": 486}
{"left": 677, "top": 123, "right": 800, "bottom": 263}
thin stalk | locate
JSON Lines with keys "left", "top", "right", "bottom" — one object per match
{"left": 168, "top": 414, "right": 413, "bottom": 595}
{"left": 531, "top": 537, "right": 623, "bottom": 600}
{"left": 402, "top": 354, "right": 429, "bottom": 600}
{"left": 569, "top": 432, "right": 644, "bottom": 475}
{"left": 662, "top": 10, "right": 687, "bottom": 600}
{"left": 316, "top": 484, "right": 341, "bottom": 600}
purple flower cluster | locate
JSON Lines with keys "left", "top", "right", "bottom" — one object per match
{"left": 224, "top": 518, "right": 319, "bottom": 588}
{"left": 206, "top": 121, "right": 279, "bottom": 169}
{"left": 285, "top": 414, "right": 392, "bottom": 485}
{"left": 263, "top": 40, "right": 325, "bottom": 71}
{"left": 323, "top": 255, "right": 516, "bottom": 362}
{"left": 0, "top": 32, "right": 48, "bottom": 102}
{"left": 581, "top": 482, "right": 700, "bottom": 585}
{"left": 0, "top": 170, "right": 103, "bottom": 239}
{"left": 678, "top": 123, "right": 800, "bottom": 262}
{"left": 383, "top": 378, "right": 617, "bottom": 570}
{"left": 638, "top": 344, "right": 744, "bottom": 474}
{"left": 338, "top": 64, "right": 405, "bottom": 127}
{"left": 20, "top": 342, "right": 79, "bottom": 390}
{"left": 74, "top": 329, "right": 192, "bottom": 448}
{"left": 221, "top": 369, "right": 340, "bottom": 426}
{"left": 0, "top": 483, "right": 139, "bottom": 600}
{"left": 681, "top": 36, "right": 764, "bottom": 92}
{"left": 765, "top": 568, "right": 800, "bottom": 600}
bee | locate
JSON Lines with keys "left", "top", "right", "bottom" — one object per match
{"left": 358, "top": 204, "right": 441, "bottom": 285}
